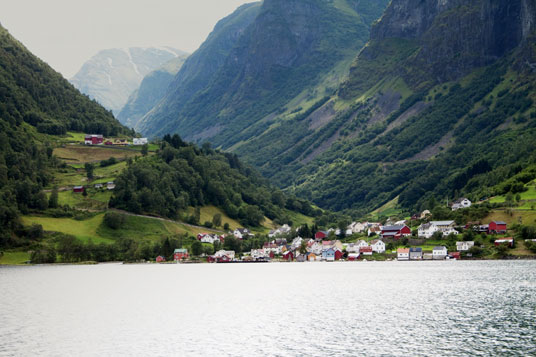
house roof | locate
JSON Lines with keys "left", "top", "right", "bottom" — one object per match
{"left": 409, "top": 247, "right": 422, "bottom": 252}
{"left": 382, "top": 225, "right": 406, "bottom": 231}
{"left": 370, "top": 239, "right": 384, "bottom": 245}
{"left": 397, "top": 248, "right": 410, "bottom": 253}
{"left": 431, "top": 221, "right": 455, "bottom": 226}
{"left": 174, "top": 249, "right": 187, "bottom": 253}
{"left": 491, "top": 221, "right": 507, "bottom": 225}
{"left": 433, "top": 246, "right": 447, "bottom": 251}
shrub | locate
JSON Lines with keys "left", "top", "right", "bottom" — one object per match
{"left": 103, "top": 212, "right": 126, "bottom": 230}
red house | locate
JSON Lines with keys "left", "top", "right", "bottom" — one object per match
{"left": 84, "top": 134, "right": 104, "bottom": 145}
{"left": 315, "top": 231, "right": 328, "bottom": 240}
{"left": 380, "top": 225, "right": 411, "bottom": 240}
{"left": 73, "top": 186, "right": 84, "bottom": 193}
{"left": 173, "top": 248, "right": 188, "bottom": 261}
{"left": 334, "top": 249, "right": 344, "bottom": 261}
{"left": 283, "top": 251, "right": 294, "bottom": 261}
{"left": 488, "top": 221, "right": 507, "bottom": 234}
{"left": 156, "top": 256, "right": 166, "bottom": 262}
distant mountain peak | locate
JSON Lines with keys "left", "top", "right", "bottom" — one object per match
{"left": 70, "top": 47, "right": 188, "bottom": 115}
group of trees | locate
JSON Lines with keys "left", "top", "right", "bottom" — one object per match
{"left": 109, "top": 134, "right": 317, "bottom": 227}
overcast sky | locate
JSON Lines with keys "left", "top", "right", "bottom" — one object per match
{"left": 1, "top": 0, "right": 255, "bottom": 78}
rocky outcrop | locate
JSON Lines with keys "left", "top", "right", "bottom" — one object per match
{"left": 369, "top": 0, "right": 536, "bottom": 83}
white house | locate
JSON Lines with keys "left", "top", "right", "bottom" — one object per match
{"left": 433, "top": 246, "right": 448, "bottom": 260}
{"left": 308, "top": 242, "right": 323, "bottom": 255}
{"left": 356, "top": 240, "right": 369, "bottom": 248}
{"left": 368, "top": 225, "right": 381, "bottom": 236}
{"left": 268, "top": 224, "right": 291, "bottom": 238}
{"left": 370, "top": 239, "right": 386, "bottom": 253}
{"left": 418, "top": 222, "right": 439, "bottom": 238}
{"left": 451, "top": 198, "right": 472, "bottom": 211}
{"left": 250, "top": 249, "right": 268, "bottom": 259}
{"left": 349, "top": 222, "right": 366, "bottom": 234}
{"left": 234, "top": 228, "right": 253, "bottom": 240}
{"left": 133, "top": 138, "right": 148, "bottom": 146}
{"left": 456, "top": 241, "right": 475, "bottom": 251}
{"left": 291, "top": 237, "right": 303, "bottom": 250}
{"left": 214, "top": 250, "right": 235, "bottom": 260}
{"left": 345, "top": 243, "right": 360, "bottom": 253}
{"left": 419, "top": 221, "right": 458, "bottom": 238}
{"left": 397, "top": 248, "right": 410, "bottom": 261}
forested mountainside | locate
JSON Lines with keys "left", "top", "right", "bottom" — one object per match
{"left": 0, "top": 25, "right": 128, "bottom": 245}
{"left": 110, "top": 135, "right": 317, "bottom": 227}
{"left": 117, "top": 55, "right": 188, "bottom": 128}
{"left": 136, "top": 0, "right": 390, "bottom": 141}
{"left": 70, "top": 47, "right": 187, "bottom": 114}
{"left": 140, "top": 0, "right": 536, "bottom": 218}
{"left": 266, "top": 0, "right": 536, "bottom": 216}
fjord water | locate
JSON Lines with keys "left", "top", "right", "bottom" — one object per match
{"left": 0, "top": 261, "right": 535, "bottom": 356}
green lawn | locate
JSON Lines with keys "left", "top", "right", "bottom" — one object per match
{"left": 187, "top": 205, "right": 241, "bottom": 230}
{"left": 0, "top": 251, "right": 31, "bottom": 265}
{"left": 22, "top": 213, "right": 207, "bottom": 245}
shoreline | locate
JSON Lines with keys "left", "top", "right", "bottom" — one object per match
{"left": 2, "top": 255, "right": 536, "bottom": 267}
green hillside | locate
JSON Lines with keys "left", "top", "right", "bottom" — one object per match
{"left": 0, "top": 24, "right": 128, "bottom": 246}
{"left": 137, "top": 0, "right": 390, "bottom": 143}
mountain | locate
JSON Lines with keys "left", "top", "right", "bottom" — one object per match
{"left": 269, "top": 0, "right": 536, "bottom": 216}
{"left": 0, "top": 24, "right": 127, "bottom": 245}
{"left": 70, "top": 47, "right": 187, "bottom": 115}
{"left": 117, "top": 55, "right": 188, "bottom": 128}
{"left": 136, "top": 0, "right": 390, "bottom": 141}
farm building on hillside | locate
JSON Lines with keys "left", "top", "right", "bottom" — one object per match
{"left": 133, "top": 138, "right": 148, "bottom": 145}
{"left": 488, "top": 221, "right": 507, "bottom": 234}
{"left": 381, "top": 225, "right": 411, "bottom": 240}
{"left": 84, "top": 135, "right": 103, "bottom": 145}
{"left": 73, "top": 186, "right": 84, "bottom": 193}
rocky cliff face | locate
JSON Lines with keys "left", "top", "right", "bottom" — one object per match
{"left": 369, "top": 0, "right": 536, "bottom": 83}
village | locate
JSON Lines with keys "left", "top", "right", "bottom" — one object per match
{"left": 154, "top": 197, "right": 525, "bottom": 264}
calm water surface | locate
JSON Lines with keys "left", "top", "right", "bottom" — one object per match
{"left": 0, "top": 261, "right": 535, "bottom": 356}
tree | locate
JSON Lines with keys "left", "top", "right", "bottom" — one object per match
{"left": 212, "top": 213, "right": 222, "bottom": 227}
{"left": 191, "top": 241, "right": 203, "bottom": 256}
{"left": 85, "top": 163, "right": 94, "bottom": 180}
{"left": 223, "top": 223, "right": 230, "bottom": 231}
{"left": 103, "top": 212, "right": 126, "bottom": 229}
{"left": 49, "top": 187, "right": 59, "bottom": 208}
{"left": 299, "top": 241, "right": 307, "bottom": 254}
{"left": 141, "top": 144, "right": 148, "bottom": 156}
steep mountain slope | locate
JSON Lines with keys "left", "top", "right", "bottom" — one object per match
{"left": 117, "top": 55, "right": 188, "bottom": 128}
{"left": 0, "top": 24, "right": 127, "bottom": 245}
{"left": 269, "top": 0, "right": 536, "bottom": 216}
{"left": 136, "top": 2, "right": 262, "bottom": 136}
{"left": 70, "top": 47, "right": 186, "bottom": 114}
{"left": 136, "top": 0, "right": 390, "bottom": 142}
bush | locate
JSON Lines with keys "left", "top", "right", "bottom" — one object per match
{"left": 103, "top": 212, "right": 126, "bottom": 230}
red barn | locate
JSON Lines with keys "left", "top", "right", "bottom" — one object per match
{"left": 73, "top": 186, "right": 84, "bottom": 193}
{"left": 315, "top": 231, "right": 327, "bottom": 240}
{"left": 283, "top": 251, "right": 294, "bottom": 261}
{"left": 334, "top": 250, "right": 343, "bottom": 261}
{"left": 380, "top": 225, "right": 411, "bottom": 240}
{"left": 156, "top": 256, "right": 166, "bottom": 262}
{"left": 489, "top": 221, "right": 507, "bottom": 234}
{"left": 84, "top": 134, "right": 104, "bottom": 145}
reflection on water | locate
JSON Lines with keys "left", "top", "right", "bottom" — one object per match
{"left": 0, "top": 261, "right": 535, "bottom": 356}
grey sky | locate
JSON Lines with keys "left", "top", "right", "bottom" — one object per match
{"left": 1, "top": 0, "right": 255, "bottom": 78}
